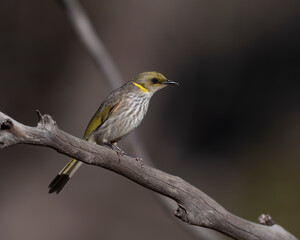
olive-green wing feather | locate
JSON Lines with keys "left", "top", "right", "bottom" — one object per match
{"left": 48, "top": 100, "right": 122, "bottom": 194}
{"left": 83, "top": 101, "right": 122, "bottom": 139}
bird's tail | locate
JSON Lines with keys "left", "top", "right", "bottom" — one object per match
{"left": 48, "top": 159, "right": 83, "bottom": 194}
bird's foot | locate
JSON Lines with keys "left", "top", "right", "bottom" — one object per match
{"left": 115, "top": 149, "right": 128, "bottom": 163}
{"left": 105, "top": 143, "right": 127, "bottom": 163}
{"left": 115, "top": 148, "right": 128, "bottom": 156}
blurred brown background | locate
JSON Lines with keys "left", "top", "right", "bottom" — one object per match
{"left": 0, "top": 0, "right": 300, "bottom": 239}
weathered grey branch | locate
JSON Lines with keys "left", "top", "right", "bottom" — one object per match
{"left": 0, "top": 111, "right": 297, "bottom": 240}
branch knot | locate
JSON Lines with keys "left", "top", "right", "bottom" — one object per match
{"left": 174, "top": 203, "right": 189, "bottom": 223}
{"left": 36, "top": 110, "right": 57, "bottom": 131}
{"left": 1, "top": 119, "right": 13, "bottom": 130}
{"left": 258, "top": 213, "right": 276, "bottom": 226}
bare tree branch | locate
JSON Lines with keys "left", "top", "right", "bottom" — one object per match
{"left": 58, "top": 0, "right": 123, "bottom": 89}
{"left": 0, "top": 111, "right": 297, "bottom": 240}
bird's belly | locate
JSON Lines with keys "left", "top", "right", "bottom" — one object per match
{"left": 92, "top": 105, "right": 146, "bottom": 144}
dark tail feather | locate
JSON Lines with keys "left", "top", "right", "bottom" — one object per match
{"left": 48, "top": 174, "right": 70, "bottom": 194}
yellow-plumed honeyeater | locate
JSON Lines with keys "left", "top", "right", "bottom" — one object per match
{"left": 48, "top": 71, "right": 178, "bottom": 194}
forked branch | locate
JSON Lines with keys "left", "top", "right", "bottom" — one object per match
{"left": 0, "top": 111, "right": 297, "bottom": 240}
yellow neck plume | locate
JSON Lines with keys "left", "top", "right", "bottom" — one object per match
{"left": 132, "top": 81, "right": 148, "bottom": 93}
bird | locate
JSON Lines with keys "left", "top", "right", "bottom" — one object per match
{"left": 48, "top": 71, "right": 178, "bottom": 194}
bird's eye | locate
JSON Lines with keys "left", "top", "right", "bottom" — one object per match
{"left": 152, "top": 78, "right": 158, "bottom": 83}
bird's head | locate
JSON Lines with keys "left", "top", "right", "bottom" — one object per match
{"left": 131, "top": 72, "right": 178, "bottom": 94}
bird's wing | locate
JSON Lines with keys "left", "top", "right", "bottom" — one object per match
{"left": 83, "top": 100, "right": 122, "bottom": 139}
